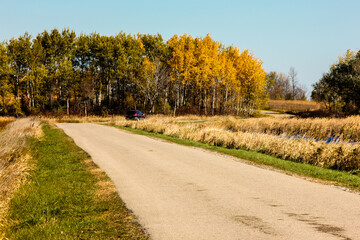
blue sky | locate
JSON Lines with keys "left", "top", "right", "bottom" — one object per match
{"left": 1, "top": 0, "right": 359, "bottom": 95}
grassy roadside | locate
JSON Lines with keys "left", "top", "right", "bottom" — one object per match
{"left": 113, "top": 125, "right": 360, "bottom": 192}
{"left": 4, "top": 123, "right": 148, "bottom": 239}
{"left": 0, "top": 119, "right": 41, "bottom": 239}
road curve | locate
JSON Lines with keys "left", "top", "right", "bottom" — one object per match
{"left": 57, "top": 123, "right": 360, "bottom": 240}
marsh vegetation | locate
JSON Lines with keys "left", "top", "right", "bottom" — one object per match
{"left": 113, "top": 115, "right": 360, "bottom": 171}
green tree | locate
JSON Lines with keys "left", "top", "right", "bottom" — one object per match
{"left": 0, "top": 42, "right": 12, "bottom": 114}
{"left": 7, "top": 33, "right": 32, "bottom": 101}
{"left": 312, "top": 50, "right": 360, "bottom": 115}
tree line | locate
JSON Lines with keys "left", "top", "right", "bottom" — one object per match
{"left": 312, "top": 50, "right": 360, "bottom": 116}
{"left": 265, "top": 67, "right": 307, "bottom": 101}
{"left": 0, "top": 29, "right": 267, "bottom": 116}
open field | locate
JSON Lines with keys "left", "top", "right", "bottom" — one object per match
{"left": 267, "top": 100, "right": 322, "bottom": 112}
{"left": 112, "top": 115, "right": 360, "bottom": 172}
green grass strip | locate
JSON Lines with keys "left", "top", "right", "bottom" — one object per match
{"left": 5, "top": 124, "right": 148, "bottom": 240}
{"left": 113, "top": 125, "right": 360, "bottom": 192}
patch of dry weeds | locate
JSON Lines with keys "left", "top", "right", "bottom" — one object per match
{"left": 116, "top": 116, "right": 360, "bottom": 171}
{"left": 0, "top": 118, "right": 41, "bottom": 236}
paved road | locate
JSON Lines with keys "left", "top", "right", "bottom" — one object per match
{"left": 57, "top": 123, "right": 360, "bottom": 240}
{"left": 260, "top": 110, "right": 294, "bottom": 118}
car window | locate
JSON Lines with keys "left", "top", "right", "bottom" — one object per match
{"left": 136, "top": 111, "right": 143, "bottom": 115}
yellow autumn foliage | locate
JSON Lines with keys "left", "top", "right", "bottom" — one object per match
{"left": 167, "top": 34, "right": 266, "bottom": 115}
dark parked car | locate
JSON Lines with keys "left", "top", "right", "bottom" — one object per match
{"left": 126, "top": 110, "right": 145, "bottom": 120}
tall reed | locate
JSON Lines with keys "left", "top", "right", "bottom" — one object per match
{"left": 116, "top": 116, "right": 360, "bottom": 171}
{"left": 207, "top": 116, "right": 360, "bottom": 142}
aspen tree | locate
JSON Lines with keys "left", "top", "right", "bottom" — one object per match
{"left": 0, "top": 30, "right": 268, "bottom": 116}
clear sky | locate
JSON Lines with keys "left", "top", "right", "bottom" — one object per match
{"left": 1, "top": 0, "right": 360, "bottom": 95}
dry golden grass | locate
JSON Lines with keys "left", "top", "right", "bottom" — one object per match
{"left": 267, "top": 100, "right": 322, "bottom": 112}
{"left": 83, "top": 158, "right": 119, "bottom": 201}
{"left": 116, "top": 115, "right": 360, "bottom": 171}
{"left": 207, "top": 116, "right": 360, "bottom": 142}
{"left": 0, "top": 118, "right": 41, "bottom": 233}
{"left": 116, "top": 114, "right": 360, "bottom": 142}
{"left": 0, "top": 117, "right": 15, "bottom": 131}
{"left": 42, "top": 115, "right": 125, "bottom": 124}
